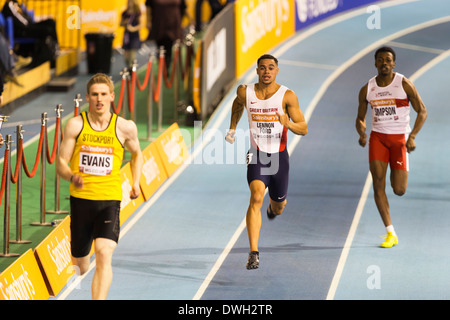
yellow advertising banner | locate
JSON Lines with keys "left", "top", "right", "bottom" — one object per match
{"left": 234, "top": 0, "right": 295, "bottom": 77}
{"left": 154, "top": 123, "right": 189, "bottom": 177}
{"left": 140, "top": 142, "right": 168, "bottom": 201}
{"left": 120, "top": 162, "right": 145, "bottom": 224}
{"left": 34, "top": 216, "right": 73, "bottom": 297}
{"left": 0, "top": 249, "right": 50, "bottom": 300}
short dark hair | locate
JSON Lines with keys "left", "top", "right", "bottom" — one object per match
{"left": 257, "top": 54, "right": 278, "bottom": 66}
{"left": 374, "top": 46, "right": 396, "bottom": 61}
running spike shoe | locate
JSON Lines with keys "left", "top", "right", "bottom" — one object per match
{"left": 246, "top": 251, "right": 259, "bottom": 270}
{"left": 267, "top": 205, "right": 277, "bottom": 220}
{"left": 380, "top": 232, "right": 398, "bottom": 248}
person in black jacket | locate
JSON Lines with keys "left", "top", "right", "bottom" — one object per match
{"left": 2, "top": 0, "right": 59, "bottom": 68}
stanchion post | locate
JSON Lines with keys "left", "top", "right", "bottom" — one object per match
{"left": 10, "top": 125, "right": 31, "bottom": 245}
{"left": 147, "top": 53, "right": 155, "bottom": 141}
{"left": 74, "top": 93, "right": 82, "bottom": 116}
{"left": 0, "top": 135, "right": 20, "bottom": 257}
{"left": 173, "top": 40, "right": 180, "bottom": 123}
{"left": 47, "top": 104, "right": 68, "bottom": 215}
{"left": 131, "top": 60, "right": 137, "bottom": 123}
{"left": 158, "top": 46, "right": 165, "bottom": 132}
{"left": 31, "top": 112, "right": 51, "bottom": 226}
{"left": 122, "top": 68, "right": 129, "bottom": 119}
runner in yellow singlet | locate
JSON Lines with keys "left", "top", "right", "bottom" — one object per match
{"left": 57, "top": 73, "right": 143, "bottom": 300}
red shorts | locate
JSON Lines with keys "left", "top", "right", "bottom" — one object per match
{"left": 369, "top": 131, "right": 409, "bottom": 171}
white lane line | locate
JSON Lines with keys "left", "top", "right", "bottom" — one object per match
{"left": 279, "top": 59, "right": 338, "bottom": 70}
{"left": 387, "top": 41, "right": 447, "bottom": 55}
{"left": 409, "top": 48, "right": 450, "bottom": 82}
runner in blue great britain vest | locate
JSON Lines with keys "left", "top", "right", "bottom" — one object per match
{"left": 226, "top": 54, "right": 308, "bottom": 270}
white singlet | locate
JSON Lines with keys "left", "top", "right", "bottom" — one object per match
{"left": 246, "top": 84, "right": 288, "bottom": 153}
{"left": 366, "top": 72, "right": 411, "bottom": 134}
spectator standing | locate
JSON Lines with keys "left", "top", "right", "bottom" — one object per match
{"left": 121, "top": 0, "right": 143, "bottom": 69}
{"left": 145, "top": 0, "right": 188, "bottom": 70}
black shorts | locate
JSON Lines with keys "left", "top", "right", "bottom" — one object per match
{"left": 246, "top": 148, "right": 289, "bottom": 202}
{"left": 70, "top": 196, "right": 121, "bottom": 258}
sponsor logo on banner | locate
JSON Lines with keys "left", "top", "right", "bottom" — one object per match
{"left": 0, "top": 250, "right": 50, "bottom": 300}
{"left": 140, "top": 143, "right": 168, "bottom": 201}
{"left": 120, "top": 163, "right": 145, "bottom": 224}
{"left": 294, "top": 0, "right": 380, "bottom": 30}
{"left": 295, "top": 0, "right": 340, "bottom": 23}
{"left": 154, "top": 123, "right": 189, "bottom": 177}
{"left": 235, "top": 0, "right": 295, "bottom": 76}
{"left": 34, "top": 217, "right": 73, "bottom": 297}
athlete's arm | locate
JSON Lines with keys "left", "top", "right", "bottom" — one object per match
{"left": 402, "top": 77, "right": 427, "bottom": 153}
{"left": 356, "top": 84, "right": 368, "bottom": 147}
{"left": 226, "top": 85, "right": 246, "bottom": 143}
{"left": 118, "top": 117, "right": 143, "bottom": 199}
{"left": 278, "top": 89, "right": 307, "bottom": 136}
{"left": 56, "top": 116, "right": 84, "bottom": 188}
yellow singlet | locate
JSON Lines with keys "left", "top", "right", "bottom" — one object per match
{"left": 70, "top": 112, "right": 124, "bottom": 201}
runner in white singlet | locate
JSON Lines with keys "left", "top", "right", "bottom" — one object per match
{"left": 356, "top": 47, "right": 427, "bottom": 248}
{"left": 226, "top": 54, "right": 308, "bottom": 269}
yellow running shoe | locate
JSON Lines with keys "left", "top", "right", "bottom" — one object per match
{"left": 380, "top": 232, "right": 398, "bottom": 248}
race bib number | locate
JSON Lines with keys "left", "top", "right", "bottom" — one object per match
{"left": 373, "top": 105, "right": 398, "bottom": 123}
{"left": 79, "top": 144, "right": 114, "bottom": 175}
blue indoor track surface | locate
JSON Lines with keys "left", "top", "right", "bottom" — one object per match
{"left": 54, "top": 0, "right": 450, "bottom": 300}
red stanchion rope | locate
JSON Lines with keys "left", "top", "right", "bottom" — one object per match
{"left": 128, "top": 70, "right": 136, "bottom": 113}
{"left": 136, "top": 59, "right": 153, "bottom": 91}
{"left": 22, "top": 125, "right": 45, "bottom": 178}
{"left": 0, "top": 148, "right": 9, "bottom": 206}
{"left": 46, "top": 117, "right": 60, "bottom": 164}
{"left": 162, "top": 46, "right": 179, "bottom": 89}
{"left": 152, "top": 55, "right": 164, "bottom": 102}
{"left": 112, "top": 77, "right": 127, "bottom": 114}
{"left": 10, "top": 140, "right": 23, "bottom": 184}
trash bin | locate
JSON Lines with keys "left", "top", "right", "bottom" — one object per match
{"left": 84, "top": 33, "right": 114, "bottom": 74}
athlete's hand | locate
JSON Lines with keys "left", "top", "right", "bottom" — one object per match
{"left": 71, "top": 174, "right": 84, "bottom": 189}
{"left": 130, "top": 185, "right": 140, "bottom": 199}
{"left": 225, "top": 129, "right": 235, "bottom": 144}
{"left": 358, "top": 133, "right": 367, "bottom": 147}
{"left": 276, "top": 112, "right": 290, "bottom": 129}
{"left": 406, "top": 136, "right": 416, "bottom": 153}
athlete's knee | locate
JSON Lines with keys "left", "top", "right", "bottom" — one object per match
{"left": 250, "top": 192, "right": 264, "bottom": 207}
{"left": 393, "top": 186, "right": 406, "bottom": 196}
{"left": 271, "top": 200, "right": 286, "bottom": 215}
{"left": 72, "top": 257, "right": 89, "bottom": 275}
{"left": 372, "top": 177, "right": 386, "bottom": 192}
{"left": 95, "top": 242, "right": 116, "bottom": 268}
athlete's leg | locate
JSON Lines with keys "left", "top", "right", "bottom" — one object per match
{"left": 91, "top": 237, "right": 117, "bottom": 300}
{"left": 247, "top": 180, "right": 266, "bottom": 252}
{"left": 72, "top": 255, "right": 90, "bottom": 275}
{"left": 267, "top": 149, "right": 289, "bottom": 218}
{"left": 389, "top": 134, "right": 409, "bottom": 196}
{"left": 370, "top": 160, "right": 391, "bottom": 227}
{"left": 269, "top": 198, "right": 287, "bottom": 215}
{"left": 390, "top": 169, "right": 408, "bottom": 196}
